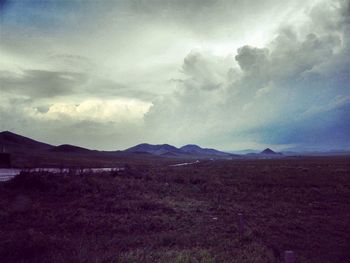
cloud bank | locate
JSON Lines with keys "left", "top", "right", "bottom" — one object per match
{"left": 0, "top": 0, "right": 349, "bottom": 151}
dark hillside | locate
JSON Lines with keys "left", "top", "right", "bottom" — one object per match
{"left": 49, "top": 144, "right": 92, "bottom": 153}
{"left": 0, "top": 131, "right": 53, "bottom": 151}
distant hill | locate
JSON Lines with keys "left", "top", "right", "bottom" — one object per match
{"left": 179, "top": 144, "right": 203, "bottom": 153}
{"left": 229, "top": 149, "right": 260, "bottom": 155}
{"left": 50, "top": 144, "right": 92, "bottom": 154}
{"left": 261, "top": 148, "right": 278, "bottom": 154}
{"left": 0, "top": 131, "right": 53, "bottom": 151}
{"left": 0, "top": 131, "right": 305, "bottom": 163}
{"left": 124, "top": 143, "right": 183, "bottom": 155}
{"left": 180, "top": 144, "right": 233, "bottom": 157}
{"left": 125, "top": 143, "right": 237, "bottom": 158}
{"left": 0, "top": 132, "right": 237, "bottom": 159}
{"left": 242, "top": 148, "right": 283, "bottom": 159}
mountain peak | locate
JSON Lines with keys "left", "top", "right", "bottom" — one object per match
{"left": 50, "top": 144, "right": 91, "bottom": 153}
{"left": 261, "top": 148, "right": 276, "bottom": 154}
{"left": 180, "top": 144, "right": 202, "bottom": 151}
{"left": 0, "top": 130, "right": 53, "bottom": 150}
{"left": 181, "top": 144, "right": 233, "bottom": 157}
{"left": 125, "top": 143, "right": 181, "bottom": 155}
{"left": 0, "top": 131, "right": 18, "bottom": 136}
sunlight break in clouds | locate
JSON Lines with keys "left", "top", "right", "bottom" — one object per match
{"left": 26, "top": 99, "right": 152, "bottom": 123}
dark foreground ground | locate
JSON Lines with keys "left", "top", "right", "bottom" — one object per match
{"left": 0, "top": 157, "right": 349, "bottom": 263}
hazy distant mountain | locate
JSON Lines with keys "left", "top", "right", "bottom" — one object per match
{"left": 281, "top": 151, "right": 299, "bottom": 156}
{"left": 180, "top": 144, "right": 233, "bottom": 157}
{"left": 242, "top": 148, "right": 283, "bottom": 158}
{"left": 286, "top": 150, "right": 350, "bottom": 156}
{"left": 229, "top": 149, "right": 260, "bottom": 155}
{"left": 0, "top": 131, "right": 53, "bottom": 151}
{"left": 50, "top": 144, "right": 92, "bottom": 153}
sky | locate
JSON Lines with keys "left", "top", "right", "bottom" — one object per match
{"left": 0, "top": 0, "right": 349, "bottom": 151}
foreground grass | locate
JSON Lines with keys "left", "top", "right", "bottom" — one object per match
{"left": 117, "top": 249, "right": 215, "bottom": 263}
{"left": 0, "top": 157, "right": 349, "bottom": 262}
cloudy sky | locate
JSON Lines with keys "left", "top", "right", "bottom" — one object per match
{"left": 0, "top": 0, "right": 349, "bottom": 151}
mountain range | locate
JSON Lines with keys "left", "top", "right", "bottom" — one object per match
{"left": 0, "top": 131, "right": 238, "bottom": 159}
{"left": 2, "top": 130, "right": 349, "bottom": 168}
{"left": 4, "top": 130, "right": 348, "bottom": 159}
{"left": 124, "top": 143, "right": 235, "bottom": 158}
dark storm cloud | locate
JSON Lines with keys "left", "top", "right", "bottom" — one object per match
{"left": 231, "top": 1, "right": 350, "bottom": 149}
{"left": 144, "top": 0, "right": 350, "bottom": 151}
{"left": 235, "top": 30, "right": 340, "bottom": 81}
{"left": 181, "top": 51, "right": 229, "bottom": 91}
{"left": 0, "top": 70, "right": 87, "bottom": 98}
{"left": 127, "top": 0, "right": 287, "bottom": 21}
{"left": 1, "top": 0, "right": 349, "bottom": 151}
{"left": 123, "top": 0, "right": 305, "bottom": 40}
{"left": 253, "top": 101, "right": 350, "bottom": 150}
{"left": 235, "top": 46, "right": 269, "bottom": 73}
{"left": 81, "top": 78, "right": 158, "bottom": 101}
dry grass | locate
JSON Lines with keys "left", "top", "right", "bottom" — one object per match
{"left": 0, "top": 157, "right": 349, "bottom": 262}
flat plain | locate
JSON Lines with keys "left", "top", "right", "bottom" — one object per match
{"left": 0, "top": 156, "right": 349, "bottom": 262}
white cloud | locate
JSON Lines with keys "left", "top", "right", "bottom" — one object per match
{"left": 25, "top": 99, "right": 152, "bottom": 123}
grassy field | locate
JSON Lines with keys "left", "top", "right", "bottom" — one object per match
{"left": 0, "top": 157, "right": 349, "bottom": 262}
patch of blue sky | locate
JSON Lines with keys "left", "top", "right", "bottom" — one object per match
{"left": 0, "top": 0, "right": 86, "bottom": 32}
